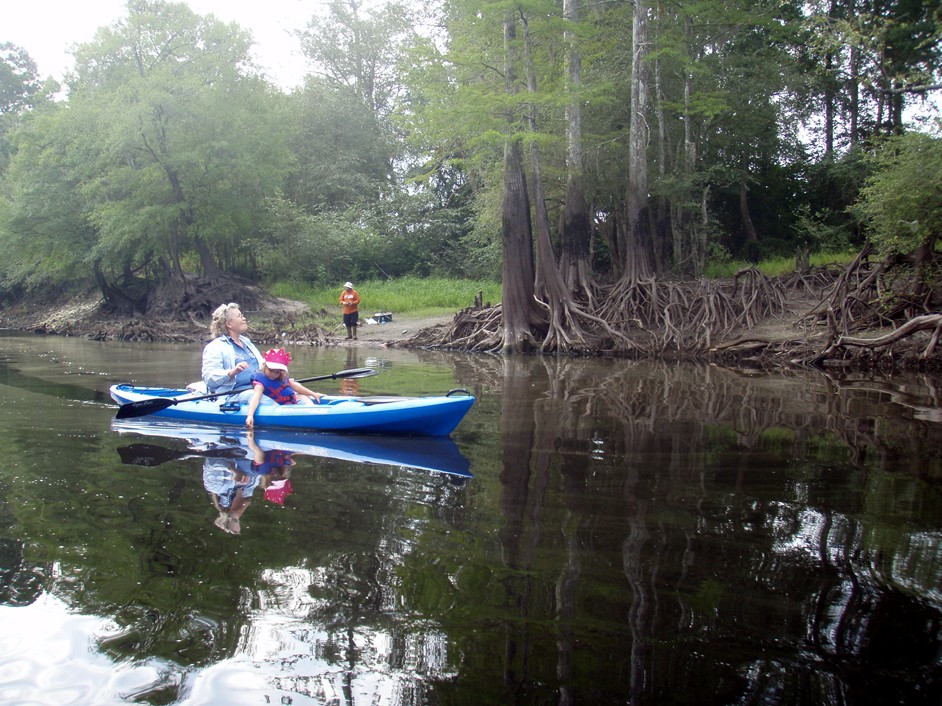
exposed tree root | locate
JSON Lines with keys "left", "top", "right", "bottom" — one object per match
{"left": 15, "top": 277, "right": 333, "bottom": 346}
{"left": 796, "top": 242, "right": 937, "bottom": 337}
{"left": 598, "top": 268, "right": 787, "bottom": 354}
{"left": 410, "top": 268, "right": 788, "bottom": 358}
{"left": 404, "top": 246, "right": 942, "bottom": 371}
{"left": 404, "top": 304, "right": 505, "bottom": 352}
{"left": 802, "top": 314, "right": 942, "bottom": 366}
{"left": 536, "top": 293, "right": 636, "bottom": 354}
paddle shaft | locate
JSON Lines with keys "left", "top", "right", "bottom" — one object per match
{"left": 115, "top": 367, "right": 376, "bottom": 419}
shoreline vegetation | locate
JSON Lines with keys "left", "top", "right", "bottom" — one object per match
{"left": 2, "top": 2, "right": 939, "bottom": 378}
{"left": 2, "top": 258, "right": 941, "bottom": 373}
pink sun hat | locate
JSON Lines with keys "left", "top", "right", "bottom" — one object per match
{"left": 264, "top": 479, "right": 293, "bottom": 505}
{"left": 263, "top": 348, "right": 292, "bottom": 371}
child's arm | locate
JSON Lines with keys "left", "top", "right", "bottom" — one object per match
{"left": 245, "top": 429, "right": 265, "bottom": 463}
{"left": 245, "top": 385, "right": 265, "bottom": 427}
{"left": 291, "top": 380, "right": 323, "bottom": 403}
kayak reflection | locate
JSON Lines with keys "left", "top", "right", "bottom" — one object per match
{"left": 111, "top": 419, "right": 474, "bottom": 479}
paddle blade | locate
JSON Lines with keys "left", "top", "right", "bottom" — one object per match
{"left": 332, "top": 367, "right": 377, "bottom": 379}
{"left": 115, "top": 397, "right": 176, "bottom": 419}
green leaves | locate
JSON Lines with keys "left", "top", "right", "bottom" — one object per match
{"left": 855, "top": 132, "right": 942, "bottom": 256}
{"left": 3, "top": 1, "right": 293, "bottom": 299}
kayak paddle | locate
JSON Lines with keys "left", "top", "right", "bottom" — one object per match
{"left": 114, "top": 367, "right": 377, "bottom": 419}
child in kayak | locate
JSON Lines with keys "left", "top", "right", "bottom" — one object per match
{"left": 245, "top": 348, "right": 323, "bottom": 428}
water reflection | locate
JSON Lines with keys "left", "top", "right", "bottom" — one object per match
{"left": 112, "top": 419, "right": 473, "bottom": 480}
{"left": 117, "top": 428, "right": 297, "bottom": 534}
{"left": 483, "top": 357, "right": 942, "bottom": 705}
{"left": 203, "top": 433, "right": 295, "bottom": 534}
{"left": 1, "top": 335, "right": 941, "bottom": 704}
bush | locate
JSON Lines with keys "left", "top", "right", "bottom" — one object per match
{"left": 854, "top": 131, "right": 942, "bottom": 257}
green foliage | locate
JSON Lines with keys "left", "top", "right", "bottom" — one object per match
{"left": 792, "top": 204, "right": 856, "bottom": 254}
{"left": 269, "top": 276, "right": 501, "bottom": 317}
{"left": 262, "top": 183, "right": 479, "bottom": 287}
{"left": 1, "top": 102, "right": 99, "bottom": 293}
{"left": 703, "top": 249, "right": 858, "bottom": 279}
{"left": 284, "top": 79, "right": 395, "bottom": 212}
{"left": 0, "top": 43, "right": 41, "bottom": 116}
{"left": 1, "top": 0, "right": 940, "bottom": 308}
{"left": 0, "top": 1, "right": 295, "bottom": 305}
{"left": 0, "top": 43, "right": 47, "bottom": 177}
{"left": 854, "top": 131, "right": 942, "bottom": 256}
{"left": 802, "top": 0, "right": 942, "bottom": 140}
{"left": 298, "top": 0, "right": 419, "bottom": 117}
{"left": 793, "top": 147, "right": 872, "bottom": 255}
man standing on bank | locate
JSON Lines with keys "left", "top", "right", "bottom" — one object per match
{"left": 340, "top": 281, "right": 360, "bottom": 340}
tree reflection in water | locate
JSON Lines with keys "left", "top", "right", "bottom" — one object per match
{"left": 1, "top": 338, "right": 940, "bottom": 705}
{"left": 490, "top": 358, "right": 941, "bottom": 705}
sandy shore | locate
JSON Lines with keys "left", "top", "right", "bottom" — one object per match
{"left": 332, "top": 312, "right": 455, "bottom": 346}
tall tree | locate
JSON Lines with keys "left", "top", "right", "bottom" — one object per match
{"left": 804, "top": 0, "right": 942, "bottom": 146}
{"left": 285, "top": 78, "right": 394, "bottom": 212}
{"left": 298, "top": 0, "right": 416, "bottom": 120}
{"left": 559, "top": 0, "right": 594, "bottom": 301}
{"left": 521, "top": 8, "right": 623, "bottom": 352}
{"left": 0, "top": 43, "right": 41, "bottom": 117}
{"left": 2, "top": 103, "right": 99, "bottom": 297}
{"left": 0, "top": 43, "right": 44, "bottom": 175}
{"left": 499, "top": 11, "right": 539, "bottom": 354}
{"left": 622, "top": 0, "right": 653, "bottom": 281}
{"left": 3, "top": 0, "right": 291, "bottom": 311}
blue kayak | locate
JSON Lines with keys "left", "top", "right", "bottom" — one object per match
{"left": 112, "top": 419, "right": 473, "bottom": 478}
{"left": 109, "top": 384, "right": 475, "bottom": 436}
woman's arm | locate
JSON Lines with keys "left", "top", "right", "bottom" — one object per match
{"left": 202, "top": 338, "right": 237, "bottom": 392}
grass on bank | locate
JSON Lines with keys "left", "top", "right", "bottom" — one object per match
{"left": 703, "top": 250, "right": 859, "bottom": 278}
{"left": 269, "top": 276, "right": 503, "bottom": 319}
{"left": 270, "top": 252, "right": 857, "bottom": 319}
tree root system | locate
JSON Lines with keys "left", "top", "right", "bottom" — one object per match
{"left": 6, "top": 248, "right": 941, "bottom": 372}
{"left": 402, "top": 249, "right": 942, "bottom": 371}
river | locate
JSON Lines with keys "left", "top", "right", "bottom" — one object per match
{"left": 0, "top": 332, "right": 939, "bottom": 705}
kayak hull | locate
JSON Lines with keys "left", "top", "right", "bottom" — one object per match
{"left": 109, "top": 384, "right": 474, "bottom": 436}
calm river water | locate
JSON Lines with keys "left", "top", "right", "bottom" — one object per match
{"left": 0, "top": 332, "right": 940, "bottom": 705}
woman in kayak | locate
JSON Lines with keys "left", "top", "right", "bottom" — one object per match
{"left": 201, "top": 302, "right": 264, "bottom": 397}
{"left": 245, "top": 348, "right": 323, "bottom": 428}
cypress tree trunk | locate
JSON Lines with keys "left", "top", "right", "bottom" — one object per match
{"left": 559, "top": 0, "right": 593, "bottom": 299}
{"left": 740, "top": 181, "right": 759, "bottom": 260}
{"left": 501, "top": 138, "right": 537, "bottom": 354}
{"left": 500, "top": 13, "right": 537, "bottom": 354}
{"left": 623, "top": 0, "right": 653, "bottom": 282}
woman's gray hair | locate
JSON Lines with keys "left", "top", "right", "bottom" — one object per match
{"left": 210, "top": 302, "right": 241, "bottom": 338}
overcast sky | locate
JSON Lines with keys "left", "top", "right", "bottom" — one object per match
{"left": 3, "top": 0, "right": 314, "bottom": 90}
